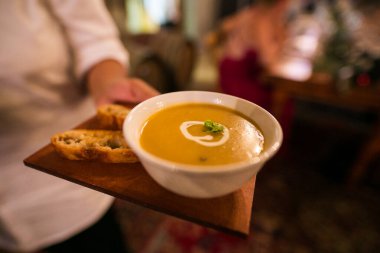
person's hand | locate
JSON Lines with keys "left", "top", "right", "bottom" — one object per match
{"left": 87, "top": 60, "right": 160, "bottom": 106}
{"left": 90, "top": 76, "right": 159, "bottom": 106}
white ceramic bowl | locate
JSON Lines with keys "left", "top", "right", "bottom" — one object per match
{"left": 123, "top": 91, "right": 282, "bottom": 198}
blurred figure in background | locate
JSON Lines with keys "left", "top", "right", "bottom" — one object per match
{"left": 206, "top": 0, "right": 294, "bottom": 138}
{"left": 0, "top": 1, "right": 158, "bottom": 252}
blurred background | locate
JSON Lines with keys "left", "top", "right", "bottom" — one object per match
{"left": 100, "top": 0, "right": 380, "bottom": 252}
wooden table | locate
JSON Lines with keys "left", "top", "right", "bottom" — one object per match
{"left": 24, "top": 116, "right": 256, "bottom": 237}
{"left": 267, "top": 73, "right": 380, "bottom": 187}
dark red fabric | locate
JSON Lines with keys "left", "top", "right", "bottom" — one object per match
{"left": 219, "top": 50, "right": 272, "bottom": 110}
{"left": 219, "top": 49, "right": 294, "bottom": 140}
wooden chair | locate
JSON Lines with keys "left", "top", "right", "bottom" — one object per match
{"left": 267, "top": 74, "right": 380, "bottom": 188}
{"left": 347, "top": 118, "right": 380, "bottom": 188}
{"left": 124, "top": 30, "right": 197, "bottom": 93}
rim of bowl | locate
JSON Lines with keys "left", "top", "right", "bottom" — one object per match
{"left": 123, "top": 91, "right": 283, "bottom": 175}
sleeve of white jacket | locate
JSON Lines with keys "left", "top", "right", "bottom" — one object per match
{"left": 48, "top": 0, "right": 129, "bottom": 79}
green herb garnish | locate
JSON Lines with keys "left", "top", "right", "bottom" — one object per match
{"left": 203, "top": 120, "right": 224, "bottom": 133}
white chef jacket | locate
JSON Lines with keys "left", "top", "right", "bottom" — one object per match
{"left": 0, "top": 0, "right": 128, "bottom": 251}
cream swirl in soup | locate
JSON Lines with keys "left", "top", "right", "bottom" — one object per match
{"left": 179, "top": 121, "right": 230, "bottom": 147}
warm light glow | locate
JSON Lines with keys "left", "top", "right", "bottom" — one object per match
{"left": 272, "top": 57, "right": 312, "bottom": 81}
{"left": 294, "top": 35, "right": 318, "bottom": 57}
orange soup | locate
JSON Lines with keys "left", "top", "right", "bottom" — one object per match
{"left": 140, "top": 103, "right": 264, "bottom": 166}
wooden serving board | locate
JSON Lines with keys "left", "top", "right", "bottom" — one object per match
{"left": 24, "top": 116, "right": 256, "bottom": 236}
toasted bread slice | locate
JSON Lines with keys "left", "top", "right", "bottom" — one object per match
{"left": 96, "top": 104, "right": 130, "bottom": 130}
{"left": 51, "top": 130, "right": 138, "bottom": 163}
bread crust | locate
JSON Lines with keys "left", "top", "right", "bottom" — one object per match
{"left": 51, "top": 130, "right": 138, "bottom": 163}
{"left": 96, "top": 104, "right": 130, "bottom": 130}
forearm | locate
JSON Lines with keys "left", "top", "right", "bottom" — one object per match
{"left": 87, "top": 60, "right": 126, "bottom": 89}
{"left": 86, "top": 59, "right": 126, "bottom": 105}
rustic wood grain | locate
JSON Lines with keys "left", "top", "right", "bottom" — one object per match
{"left": 23, "top": 116, "right": 256, "bottom": 236}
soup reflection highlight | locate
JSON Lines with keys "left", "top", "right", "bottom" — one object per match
{"left": 140, "top": 103, "right": 264, "bottom": 166}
